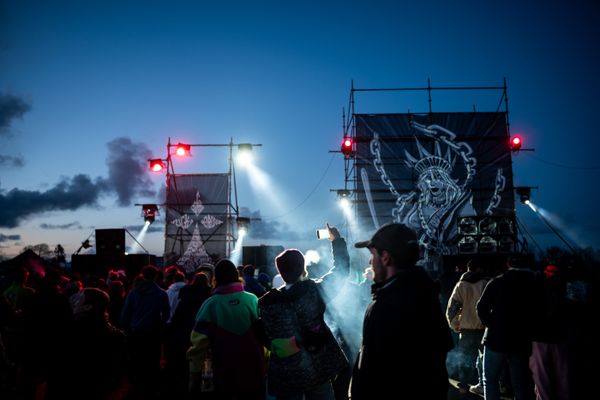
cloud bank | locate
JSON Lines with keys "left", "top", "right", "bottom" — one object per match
{"left": 0, "top": 136, "right": 157, "bottom": 228}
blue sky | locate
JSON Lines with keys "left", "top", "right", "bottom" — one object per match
{"left": 1, "top": 0, "right": 599, "bottom": 259}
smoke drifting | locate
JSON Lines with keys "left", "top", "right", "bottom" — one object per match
{"left": 40, "top": 222, "right": 83, "bottom": 230}
{"left": 239, "top": 207, "right": 306, "bottom": 241}
{"left": 105, "top": 137, "right": 155, "bottom": 206}
{"left": 0, "top": 92, "right": 31, "bottom": 135}
{"left": 0, "top": 136, "right": 157, "bottom": 228}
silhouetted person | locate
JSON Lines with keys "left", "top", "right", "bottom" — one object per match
{"left": 243, "top": 265, "right": 267, "bottom": 298}
{"left": 21, "top": 268, "right": 74, "bottom": 400}
{"left": 187, "top": 259, "right": 266, "bottom": 400}
{"left": 164, "top": 271, "right": 212, "bottom": 395}
{"left": 3, "top": 265, "right": 35, "bottom": 313}
{"left": 67, "top": 288, "right": 128, "bottom": 399}
{"left": 477, "top": 256, "right": 536, "bottom": 400}
{"left": 107, "top": 280, "right": 126, "bottom": 328}
{"left": 446, "top": 258, "right": 488, "bottom": 395}
{"left": 350, "top": 223, "right": 453, "bottom": 400}
{"left": 166, "top": 271, "right": 186, "bottom": 322}
{"left": 529, "top": 264, "right": 571, "bottom": 400}
{"left": 121, "top": 265, "right": 170, "bottom": 399}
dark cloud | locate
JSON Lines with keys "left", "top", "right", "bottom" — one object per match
{"left": 0, "top": 154, "right": 24, "bottom": 167}
{"left": 0, "top": 174, "right": 104, "bottom": 228}
{"left": 240, "top": 208, "right": 305, "bottom": 241}
{"left": 0, "top": 233, "right": 21, "bottom": 242}
{"left": 0, "top": 136, "right": 157, "bottom": 228}
{"left": 0, "top": 92, "right": 31, "bottom": 135}
{"left": 105, "top": 137, "right": 155, "bottom": 206}
{"left": 39, "top": 222, "right": 83, "bottom": 230}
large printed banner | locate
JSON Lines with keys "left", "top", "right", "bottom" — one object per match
{"left": 355, "top": 112, "right": 515, "bottom": 259}
{"left": 164, "top": 174, "right": 229, "bottom": 274}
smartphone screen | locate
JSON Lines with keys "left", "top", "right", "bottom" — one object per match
{"left": 316, "top": 228, "right": 329, "bottom": 240}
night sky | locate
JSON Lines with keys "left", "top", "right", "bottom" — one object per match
{"left": 1, "top": 0, "right": 599, "bottom": 259}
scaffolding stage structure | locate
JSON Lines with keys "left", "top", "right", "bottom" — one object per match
{"left": 156, "top": 138, "right": 260, "bottom": 274}
{"left": 339, "top": 79, "right": 524, "bottom": 271}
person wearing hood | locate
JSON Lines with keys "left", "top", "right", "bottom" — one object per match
{"left": 166, "top": 271, "right": 186, "bottom": 322}
{"left": 446, "top": 258, "right": 489, "bottom": 395}
{"left": 187, "top": 259, "right": 266, "bottom": 399}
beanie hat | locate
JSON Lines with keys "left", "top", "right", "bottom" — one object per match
{"left": 275, "top": 249, "right": 306, "bottom": 284}
{"left": 214, "top": 259, "right": 240, "bottom": 286}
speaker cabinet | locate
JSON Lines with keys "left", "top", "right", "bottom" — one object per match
{"left": 95, "top": 229, "right": 125, "bottom": 256}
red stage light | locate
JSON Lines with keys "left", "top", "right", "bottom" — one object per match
{"left": 175, "top": 143, "right": 191, "bottom": 157}
{"left": 341, "top": 137, "right": 353, "bottom": 156}
{"left": 149, "top": 159, "right": 165, "bottom": 172}
{"left": 510, "top": 136, "right": 522, "bottom": 151}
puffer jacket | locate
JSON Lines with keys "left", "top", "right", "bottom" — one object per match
{"left": 259, "top": 279, "right": 348, "bottom": 396}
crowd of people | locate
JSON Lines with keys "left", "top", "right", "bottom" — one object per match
{"left": 0, "top": 222, "right": 597, "bottom": 400}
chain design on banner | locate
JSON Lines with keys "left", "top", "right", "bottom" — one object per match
{"left": 484, "top": 168, "right": 506, "bottom": 216}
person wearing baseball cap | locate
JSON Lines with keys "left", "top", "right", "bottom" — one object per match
{"left": 350, "top": 223, "right": 453, "bottom": 400}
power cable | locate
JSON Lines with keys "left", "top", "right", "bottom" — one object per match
{"left": 262, "top": 153, "right": 336, "bottom": 220}
{"left": 524, "top": 153, "right": 600, "bottom": 170}
{"left": 515, "top": 215, "right": 543, "bottom": 254}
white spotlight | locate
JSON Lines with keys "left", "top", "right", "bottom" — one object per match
{"left": 525, "top": 200, "right": 537, "bottom": 213}
{"left": 236, "top": 143, "right": 254, "bottom": 167}
{"left": 236, "top": 151, "right": 254, "bottom": 167}
{"left": 339, "top": 197, "right": 350, "bottom": 209}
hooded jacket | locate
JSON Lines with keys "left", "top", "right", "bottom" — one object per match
{"left": 446, "top": 271, "right": 488, "bottom": 332}
{"left": 121, "top": 279, "right": 170, "bottom": 332}
{"left": 477, "top": 268, "right": 536, "bottom": 355}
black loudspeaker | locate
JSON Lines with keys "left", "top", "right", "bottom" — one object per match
{"left": 95, "top": 229, "right": 125, "bottom": 256}
{"left": 242, "top": 245, "right": 284, "bottom": 276}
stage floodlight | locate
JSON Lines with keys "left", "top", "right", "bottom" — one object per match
{"left": 341, "top": 137, "right": 354, "bottom": 157}
{"left": 337, "top": 189, "right": 351, "bottom": 209}
{"left": 74, "top": 238, "right": 93, "bottom": 255}
{"left": 142, "top": 204, "right": 159, "bottom": 224}
{"left": 510, "top": 136, "right": 522, "bottom": 151}
{"left": 175, "top": 143, "right": 191, "bottom": 157}
{"left": 149, "top": 159, "right": 165, "bottom": 172}
{"left": 516, "top": 187, "right": 531, "bottom": 204}
{"left": 237, "top": 217, "right": 250, "bottom": 235}
{"left": 337, "top": 189, "right": 351, "bottom": 198}
{"left": 236, "top": 143, "right": 254, "bottom": 166}
{"left": 238, "top": 143, "right": 253, "bottom": 152}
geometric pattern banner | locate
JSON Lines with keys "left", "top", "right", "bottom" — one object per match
{"left": 355, "top": 112, "right": 515, "bottom": 260}
{"left": 164, "top": 173, "right": 229, "bottom": 274}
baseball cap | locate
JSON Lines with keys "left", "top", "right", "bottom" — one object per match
{"left": 355, "top": 223, "right": 419, "bottom": 261}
